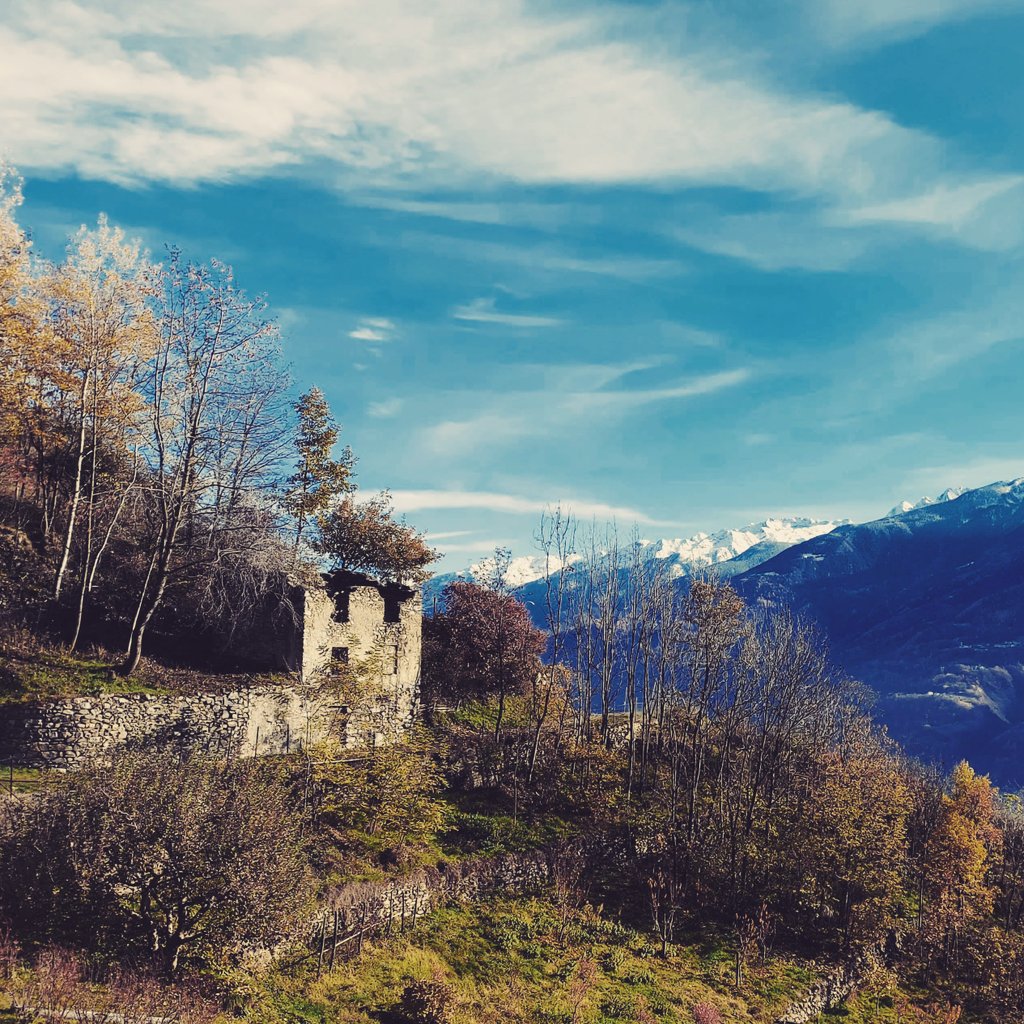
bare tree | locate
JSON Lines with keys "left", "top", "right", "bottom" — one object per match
{"left": 47, "top": 218, "right": 157, "bottom": 605}
{"left": 120, "top": 251, "right": 289, "bottom": 675}
{"left": 530, "top": 506, "right": 577, "bottom": 779}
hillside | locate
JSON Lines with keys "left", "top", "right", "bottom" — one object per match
{"left": 733, "top": 479, "right": 1024, "bottom": 785}
{"left": 426, "top": 482, "right": 1024, "bottom": 784}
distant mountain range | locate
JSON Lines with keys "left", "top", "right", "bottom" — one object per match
{"left": 423, "top": 515, "right": 849, "bottom": 606}
{"left": 733, "top": 478, "right": 1024, "bottom": 787}
{"left": 426, "top": 481, "right": 1024, "bottom": 785}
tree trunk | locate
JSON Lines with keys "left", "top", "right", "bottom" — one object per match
{"left": 53, "top": 365, "right": 91, "bottom": 600}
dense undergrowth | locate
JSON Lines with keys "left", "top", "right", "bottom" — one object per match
{"left": 0, "top": 897, "right": 963, "bottom": 1024}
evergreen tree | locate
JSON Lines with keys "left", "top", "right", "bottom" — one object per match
{"left": 285, "top": 386, "right": 354, "bottom": 555}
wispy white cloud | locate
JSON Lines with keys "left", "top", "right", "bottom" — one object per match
{"left": 432, "top": 538, "right": 517, "bottom": 554}
{"left": 349, "top": 316, "right": 396, "bottom": 342}
{"left": 0, "top": 0, "right": 1012, "bottom": 230}
{"left": 676, "top": 210, "right": 874, "bottom": 272}
{"left": 424, "top": 529, "right": 475, "bottom": 541}
{"left": 898, "top": 455, "right": 1024, "bottom": 496}
{"left": 367, "top": 397, "right": 403, "bottom": 418}
{"left": 395, "top": 232, "right": 684, "bottom": 283}
{"left": 885, "top": 286, "right": 1024, "bottom": 376}
{"left": 452, "top": 296, "right": 563, "bottom": 328}
{"left": 420, "top": 366, "right": 752, "bottom": 457}
{"left": 834, "top": 176, "right": 1024, "bottom": 249}
{"left": 672, "top": 173, "right": 1024, "bottom": 272}
{"left": 390, "top": 488, "right": 672, "bottom": 526}
{"left": 564, "top": 369, "right": 752, "bottom": 414}
{"left": 353, "top": 194, "right": 580, "bottom": 230}
{"left": 424, "top": 414, "right": 535, "bottom": 455}
{"left": 657, "top": 322, "right": 724, "bottom": 349}
{"left": 810, "top": 0, "right": 1024, "bottom": 47}
{"left": 840, "top": 177, "right": 1021, "bottom": 228}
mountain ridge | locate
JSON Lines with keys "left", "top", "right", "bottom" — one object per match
{"left": 425, "top": 513, "right": 850, "bottom": 604}
{"left": 733, "top": 477, "right": 1024, "bottom": 784}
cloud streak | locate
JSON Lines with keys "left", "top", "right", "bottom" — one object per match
{"left": 390, "top": 488, "right": 671, "bottom": 526}
{"left": 452, "top": 296, "right": 563, "bottom": 328}
{"left": 367, "top": 397, "right": 403, "bottom": 418}
{"left": 419, "top": 366, "right": 752, "bottom": 457}
{"left": 349, "top": 316, "right": 396, "bottom": 342}
{"left": 810, "top": 0, "right": 1024, "bottom": 47}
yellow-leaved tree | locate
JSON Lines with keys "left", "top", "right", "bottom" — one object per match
{"left": 45, "top": 217, "right": 159, "bottom": 645}
{"left": 0, "top": 164, "right": 52, "bottom": 515}
{"left": 46, "top": 217, "right": 157, "bottom": 596}
{"left": 921, "top": 761, "right": 1002, "bottom": 969}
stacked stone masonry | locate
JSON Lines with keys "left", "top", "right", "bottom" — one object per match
{"left": 297, "top": 849, "right": 557, "bottom": 960}
{"left": 0, "top": 574, "right": 423, "bottom": 769}
{"left": 772, "top": 935, "right": 900, "bottom": 1024}
{"left": 292, "top": 571, "right": 421, "bottom": 738}
{"left": 0, "top": 686, "right": 338, "bottom": 770}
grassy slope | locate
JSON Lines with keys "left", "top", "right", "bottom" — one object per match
{"left": 815, "top": 988, "right": 975, "bottom": 1024}
{"left": 248, "top": 896, "right": 815, "bottom": 1024}
{"left": 0, "top": 766, "right": 50, "bottom": 795}
{"left": 0, "top": 635, "right": 292, "bottom": 703}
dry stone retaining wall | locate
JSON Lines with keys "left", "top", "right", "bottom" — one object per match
{"left": 295, "top": 848, "right": 557, "bottom": 965}
{"left": 0, "top": 686, "right": 337, "bottom": 769}
{"left": 773, "top": 935, "right": 900, "bottom": 1023}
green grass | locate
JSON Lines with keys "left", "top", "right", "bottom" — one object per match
{"left": 0, "top": 635, "right": 295, "bottom": 703}
{"left": 244, "top": 896, "right": 817, "bottom": 1024}
{"left": 438, "top": 787, "right": 574, "bottom": 859}
{"left": 816, "top": 985, "right": 980, "bottom": 1024}
{"left": 0, "top": 647, "right": 163, "bottom": 702}
{"left": 0, "top": 765, "right": 52, "bottom": 795}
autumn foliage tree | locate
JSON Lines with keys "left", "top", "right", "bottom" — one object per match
{"left": 119, "top": 251, "right": 290, "bottom": 675}
{"left": 0, "top": 753, "right": 311, "bottom": 976}
{"left": 917, "top": 762, "right": 1002, "bottom": 969}
{"left": 0, "top": 165, "right": 48, "bottom": 492}
{"left": 316, "top": 490, "right": 436, "bottom": 583}
{"left": 0, "top": 169, "right": 440, "bottom": 674}
{"left": 422, "top": 580, "right": 547, "bottom": 737}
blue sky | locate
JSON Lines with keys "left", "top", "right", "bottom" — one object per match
{"left": 4, "top": 0, "right": 1024, "bottom": 568}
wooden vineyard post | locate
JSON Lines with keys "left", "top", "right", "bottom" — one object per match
{"left": 316, "top": 912, "right": 327, "bottom": 978}
{"left": 329, "top": 909, "right": 339, "bottom": 971}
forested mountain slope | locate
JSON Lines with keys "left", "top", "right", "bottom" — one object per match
{"left": 734, "top": 479, "right": 1024, "bottom": 785}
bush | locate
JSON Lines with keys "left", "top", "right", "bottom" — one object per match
{"left": 692, "top": 1001, "right": 722, "bottom": 1024}
{"left": 624, "top": 964, "right": 656, "bottom": 986}
{"left": 0, "top": 753, "right": 312, "bottom": 975}
{"left": 599, "top": 993, "right": 634, "bottom": 1018}
{"left": 7, "top": 946, "right": 217, "bottom": 1023}
{"left": 447, "top": 810, "right": 543, "bottom": 854}
{"left": 399, "top": 975, "right": 458, "bottom": 1024}
{"left": 312, "top": 732, "right": 449, "bottom": 863}
{"left": 600, "top": 947, "right": 626, "bottom": 975}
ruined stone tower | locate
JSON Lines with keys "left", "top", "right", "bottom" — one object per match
{"left": 289, "top": 570, "right": 422, "bottom": 744}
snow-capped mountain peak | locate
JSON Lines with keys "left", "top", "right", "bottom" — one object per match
{"left": 469, "top": 552, "right": 578, "bottom": 589}
{"left": 426, "top": 516, "right": 846, "bottom": 599}
{"left": 887, "top": 487, "right": 965, "bottom": 518}
{"left": 642, "top": 517, "right": 846, "bottom": 576}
